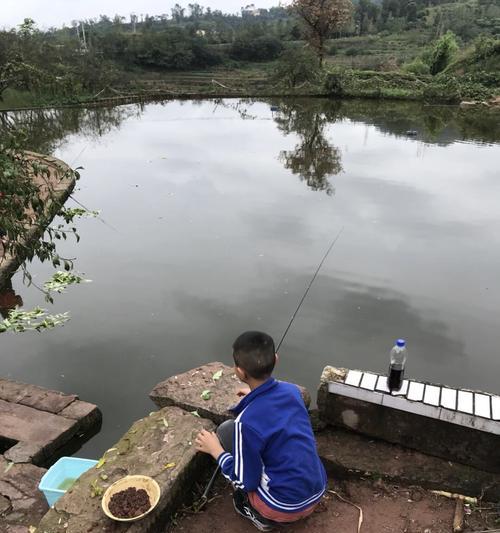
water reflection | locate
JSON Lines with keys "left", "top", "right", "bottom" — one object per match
{"left": 328, "top": 98, "right": 500, "bottom": 145}
{"left": 272, "top": 100, "right": 343, "bottom": 195}
{"left": 0, "top": 105, "right": 142, "bottom": 154}
{"left": 1, "top": 97, "right": 498, "bottom": 457}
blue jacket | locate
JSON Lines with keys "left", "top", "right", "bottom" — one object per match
{"left": 217, "top": 378, "right": 327, "bottom": 513}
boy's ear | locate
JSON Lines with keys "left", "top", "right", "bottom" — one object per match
{"left": 235, "top": 366, "right": 247, "bottom": 381}
{"left": 275, "top": 353, "right": 279, "bottom": 365}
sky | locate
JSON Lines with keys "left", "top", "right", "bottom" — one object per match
{"left": 1, "top": 0, "right": 288, "bottom": 30}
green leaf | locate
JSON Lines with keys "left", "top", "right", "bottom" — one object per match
{"left": 212, "top": 370, "right": 223, "bottom": 381}
{"left": 190, "top": 410, "right": 201, "bottom": 417}
{"left": 201, "top": 389, "right": 212, "bottom": 401}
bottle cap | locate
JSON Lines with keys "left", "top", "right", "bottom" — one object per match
{"left": 396, "top": 339, "right": 406, "bottom": 347}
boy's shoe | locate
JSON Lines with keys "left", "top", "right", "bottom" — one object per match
{"left": 233, "top": 490, "right": 275, "bottom": 531}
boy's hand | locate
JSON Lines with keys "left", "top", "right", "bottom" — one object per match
{"left": 194, "top": 429, "right": 225, "bottom": 460}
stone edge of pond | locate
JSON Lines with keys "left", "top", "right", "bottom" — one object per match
{"left": 0, "top": 378, "right": 101, "bottom": 532}
{"left": 150, "top": 361, "right": 311, "bottom": 426}
{"left": 318, "top": 365, "right": 500, "bottom": 475}
{"left": 35, "top": 362, "right": 500, "bottom": 532}
{"left": 0, "top": 151, "right": 76, "bottom": 289}
{"left": 0, "top": 377, "right": 102, "bottom": 467}
{"left": 36, "top": 405, "right": 215, "bottom": 533}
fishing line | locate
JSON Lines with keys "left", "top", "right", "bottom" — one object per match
{"left": 276, "top": 226, "right": 344, "bottom": 352}
{"left": 68, "top": 194, "right": 120, "bottom": 234}
{"left": 65, "top": 141, "right": 120, "bottom": 233}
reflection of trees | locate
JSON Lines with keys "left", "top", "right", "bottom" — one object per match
{"left": 333, "top": 99, "right": 500, "bottom": 145}
{"left": 0, "top": 105, "right": 143, "bottom": 154}
{"left": 272, "top": 99, "right": 343, "bottom": 195}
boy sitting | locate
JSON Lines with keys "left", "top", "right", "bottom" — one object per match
{"left": 195, "top": 331, "right": 327, "bottom": 531}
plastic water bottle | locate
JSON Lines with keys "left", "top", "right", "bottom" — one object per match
{"left": 388, "top": 339, "right": 407, "bottom": 392}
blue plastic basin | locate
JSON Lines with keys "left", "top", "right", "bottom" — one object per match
{"left": 39, "top": 457, "right": 98, "bottom": 506}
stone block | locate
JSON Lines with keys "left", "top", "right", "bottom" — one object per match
{"left": 150, "top": 362, "right": 311, "bottom": 425}
{"left": 0, "top": 399, "right": 74, "bottom": 447}
{"left": 59, "top": 400, "right": 98, "bottom": 421}
{"left": 4, "top": 443, "right": 44, "bottom": 465}
{"left": 0, "top": 380, "right": 101, "bottom": 467}
{"left": 0, "top": 378, "right": 77, "bottom": 415}
{"left": 317, "top": 366, "right": 500, "bottom": 473}
{"left": 37, "top": 406, "right": 215, "bottom": 533}
{"left": 316, "top": 427, "right": 500, "bottom": 502}
{"left": 0, "top": 458, "right": 48, "bottom": 532}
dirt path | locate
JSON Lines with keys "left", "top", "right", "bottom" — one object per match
{"left": 170, "top": 479, "right": 458, "bottom": 533}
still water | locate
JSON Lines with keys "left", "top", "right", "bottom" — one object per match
{"left": 1, "top": 98, "right": 499, "bottom": 457}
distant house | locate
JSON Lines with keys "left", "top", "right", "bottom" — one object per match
{"left": 241, "top": 4, "right": 264, "bottom": 17}
{"left": 195, "top": 29, "right": 207, "bottom": 37}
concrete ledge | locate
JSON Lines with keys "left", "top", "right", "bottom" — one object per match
{"left": 37, "top": 406, "right": 215, "bottom": 533}
{"left": 318, "top": 366, "right": 500, "bottom": 473}
{"left": 150, "top": 362, "right": 311, "bottom": 425}
{"left": 317, "top": 427, "right": 500, "bottom": 502}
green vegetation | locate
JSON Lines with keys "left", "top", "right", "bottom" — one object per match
{"left": 0, "top": 1, "right": 498, "bottom": 108}
{"left": 0, "top": 127, "right": 91, "bottom": 333}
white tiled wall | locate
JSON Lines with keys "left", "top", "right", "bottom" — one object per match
{"left": 327, "top": 369, "right": 500, "bottom": 436}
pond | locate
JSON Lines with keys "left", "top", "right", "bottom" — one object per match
{"left": 1, "top": 98, "right": 499, "bottom": 458}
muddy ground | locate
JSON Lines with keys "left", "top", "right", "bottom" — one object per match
{"left": 168, "top": 478, "right": 499, "bottom": 533}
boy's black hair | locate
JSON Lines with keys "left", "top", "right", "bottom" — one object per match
{"left": 232, "top": 331, "right": 276, "bottom": 380}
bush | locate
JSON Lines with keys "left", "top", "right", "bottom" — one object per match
{"left": 324, "top": 69, "right": 353, "bottom": 96}
{"left": 429, "top": 31, "right": 459, "bottom": 76}
{"left": 345, "top": 47, "right": 361, "bottom": 56}
{"left": 403, "top": 57, "right": 430, "bottom": 75}
{"left": 422, "top": 76, "right": 461, "bottom": 102}
{"left": 230, "top": 35, "right": 284, "bottom": 62}
{"left": 274, "top": 46, "right": 320, "bottom": 88}
{"left": 473, "top": 35, "right": 500, "bottom": 61}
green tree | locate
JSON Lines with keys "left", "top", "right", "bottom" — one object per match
{"left": 273, "top": 46, "right": 320, "bottom": 87}
{"left": 429, "top": 31, "right": 459, "bottom": 75}
{"left": 291, "top": 0, "right": 353, "bottom": 67}
{"left": 0, "top": 128, "right": 91, "bottom": 333}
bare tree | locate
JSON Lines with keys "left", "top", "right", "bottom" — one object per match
{"left": 291, "top": 0, "right": 353, "bottom": 67}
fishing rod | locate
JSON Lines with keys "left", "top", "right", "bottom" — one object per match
{"left": 276, "top": 225, "right": 345, "bottom": 352}
{"left": 197, "top": 225, "right": 345, "bottom": 509}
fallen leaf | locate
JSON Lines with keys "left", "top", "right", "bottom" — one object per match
{"left": 212, "top": 370, "right": 223, "bottom": 381}
{"left": 96, "top": 457, "right": 106, "bottom": 469}
{"left": 4, "top": 462, "right": 14, "bottom": 473}
{"left": 201, "top": 389, "right": 212, "bottom": 401}
{"left": 162, "top": 417, "right": 169, "bottom": 428}
{"left": 163, "top": 462, "right": 176, "bottom": 469}
{"left": 191, "top": 410, "right": 201, "bottom": 417}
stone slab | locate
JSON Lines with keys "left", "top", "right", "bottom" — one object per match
{"left": 0, "top": 399, "right": 74, "bottom": 446}
{"left": 0, "top": 455, "right": 48, "bottom": 533}
{"left": 37, "top": 406, "right": 215, "bottom": 533}
{"left": 0, "top": 378, "right": 102, "bottom": 466}
{"left": 150, "top": 362, "right": 311, "bottom": 425}
{"left": 316, "top": 427, "right": 500, "bottom": 502}
{"left": 0, "top": 379, "right": 77, "bottom": 415}
{"left": 59, "top": 400, "right": 98, "bottom": 421}
{"left": 4, "top": 443, "right": 44, "bottom": 465}
{"left": 318, "top": 366, "right": 500, "bottom": 473}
